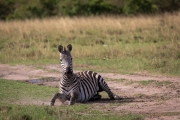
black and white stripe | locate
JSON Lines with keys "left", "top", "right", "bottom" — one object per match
{"left": 75, "top": 71, "right": 113, "bottom": 102}
{"left": 50, "top": 44, "right": 120, "bottom": 105}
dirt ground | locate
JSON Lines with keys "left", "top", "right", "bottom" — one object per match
{"left": 0, "top": 64, "right": 180, "bottom": 120}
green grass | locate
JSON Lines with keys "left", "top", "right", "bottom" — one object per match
{"left": 137, "top": 80, "right": 173, "bottom": 87}
{"left": 74, "top": 57, "right": 144, "bottom": 74}
{"left": 0, "top": 103, "right": 143, "bottom": 120}
{"left": 0, "top": 79, "right": 58, "bottom": 103}
{"left": 0, "top": 79, "right": 144, "bottom": 120}
{"left": 110, "top": 77, "right": 174, "bottom": 88}
{"left": 138, "top": 80, "right": 156, "bottom": 86}
{"left": 124, "top": 79, "right": 173, "bottom": 87}
{"left": 0, "top": 14, "right": 180, "bottom": 76}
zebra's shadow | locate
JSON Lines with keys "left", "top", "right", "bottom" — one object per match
{"left": 86, "top": 96, "right": 140, "bottom": 104}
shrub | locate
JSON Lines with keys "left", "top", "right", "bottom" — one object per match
{"left": 123, "top": 0, "right": 158, "bottom": 15}
{"left": 0, "top": 0, "right": 15, "bottom": 20}
{"left": 61, "top": 0, "right": 122, "bottom": 16}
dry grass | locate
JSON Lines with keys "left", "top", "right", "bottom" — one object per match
{"left": 0, "top": 12, "right": 179, "bottom": 44}
{"left": 0, "top": 16, "right": 155, "bottom": 36}
{"left": 0, "top": 12, "right": 180, "bottom": 75}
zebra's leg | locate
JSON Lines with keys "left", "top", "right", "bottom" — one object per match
{"left": 69, "top": 92, "right": 78, "bottom": 105}
{"left": 99, "top": 79, "right": 120, "bottom": 100}
{"left": 89, "top": 93, "right": 102, "bottom": 101}
{"left": 50, "top": 93, "right": 67, "bottom": 106}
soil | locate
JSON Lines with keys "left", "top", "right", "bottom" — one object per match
{"left": 0, "top": 64, "right": 180, "bottom": 120}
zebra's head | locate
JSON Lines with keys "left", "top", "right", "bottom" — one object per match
{"left": 58, "top": 44, "right": 73, "bottom": 78}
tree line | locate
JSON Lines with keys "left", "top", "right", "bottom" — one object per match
{"left": 0, "top": 0, "right": 180, "bottom": 20}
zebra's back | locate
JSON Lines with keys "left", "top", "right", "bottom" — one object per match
{"left": 75, "top": 71, "right": 103, "bottom": 102}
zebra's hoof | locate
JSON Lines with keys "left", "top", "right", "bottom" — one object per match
{"left": 68, "top": 101, "right": 74, "bottom": 105}
{"left": 114, "top": 95, "right": 121, "bottom": 100}
{"left": 50, "top": 102, "right": 54, "bottom": 106}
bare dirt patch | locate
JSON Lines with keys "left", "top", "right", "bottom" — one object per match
{"left": 0, "top": 64, "right": 180, "bottom": 120}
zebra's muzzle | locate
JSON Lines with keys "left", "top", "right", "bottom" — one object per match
{"left": 65, "top": 67, "right": 73, "bottom": 79}
{"left": 65, "top": 71, "right": 72, "bottom": 75}
{"left": 65, "top": 71, "right": 73, "bottom": 79}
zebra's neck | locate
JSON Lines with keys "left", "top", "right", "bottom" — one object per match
{"left": 61, "top": 73, "right": 76, "bottom": 86}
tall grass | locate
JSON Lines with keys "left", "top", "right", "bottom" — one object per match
{"left": 0, "top": 12, "right": 180, "bottom": 75}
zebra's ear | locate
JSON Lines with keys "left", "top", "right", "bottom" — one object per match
{"left": 58, "top": 45, "right": 63, "bottom": 53}
{"left": 67, "top": 44, "right": 72, "bottom": 52}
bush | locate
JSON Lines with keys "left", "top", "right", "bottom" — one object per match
{"left": 123, "top": 0, "right": 158, "bottom": 15}
{"left": 61, "top": 0, "right": 122, "bottom": 16}
{"left": 0, "top": 0, "right": 180, "bottom": 20}
{"left": 0, "top": 0, "right": 15, "bottom": 20}
{"left": 156, "top": 0, "right": 180, "bottom": 12}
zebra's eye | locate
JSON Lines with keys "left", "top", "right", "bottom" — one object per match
{"left": 60, "top": 59, "right": 62, "bottom": 61}
{"left": 71, "top": 58, "right": 73, "bottom": 60}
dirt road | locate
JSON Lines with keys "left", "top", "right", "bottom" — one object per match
{"left": 0, "top": 64, "right": 180, "bottom": 120}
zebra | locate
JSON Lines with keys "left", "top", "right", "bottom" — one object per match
{"left": 50, "top": 44, "right": 120, "bottom": 105}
